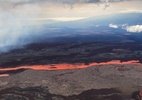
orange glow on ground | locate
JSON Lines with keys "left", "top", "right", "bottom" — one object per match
{"left": 0, "top": 74, "right": 9, "bottom": 77}
{"left": 0, "top": 60, "right": 140, "bottom": 77}
{"left": 0, "top": 60, "right": 139, "bottom": 73}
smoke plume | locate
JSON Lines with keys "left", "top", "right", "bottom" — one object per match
{"left": 0, "top": 4, "right": 44, "bottom": 52}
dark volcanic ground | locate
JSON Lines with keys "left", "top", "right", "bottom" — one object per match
{"left": 0, "top": 41, "right": 142, "bottom": 69}
{"left": 0, "top": 41, "right": 142, "bottom": 100}
{"left": 1, "top": 64, "right": 142, "bottom": 100}
{"left": 0, "top": 87, "right": 122, "bottom": 100}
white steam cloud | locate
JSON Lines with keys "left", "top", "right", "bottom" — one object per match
{"left": 0, "top": 4, "right": 43, "bottom": 52}
{"left": 126, "top": 25, "right": 142, "bottom": 33}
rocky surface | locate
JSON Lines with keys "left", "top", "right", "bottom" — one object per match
{"left": 0, "top": 42, "right": 142, "bottom": 99}
{"left": 0, "top": 87, "right": 122, "bottom": 100}
{"left": 0, "top": 42, "right": 142, "bottom": 68}
{"left": 1, "top": 64, "right": 142, "bottom": 99}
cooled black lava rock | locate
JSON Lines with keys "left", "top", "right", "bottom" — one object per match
{"left": 0, "top": 87, "right": 123, "bottom": 100}
{"left": 0, "top": 87, "right": 64, "bottom": 100}
{"left": 0, "top": 42, "right": 142, "bottom": 69}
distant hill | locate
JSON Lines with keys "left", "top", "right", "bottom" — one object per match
{"left": 47, "top": 13, "right": 142, "bottom": 28}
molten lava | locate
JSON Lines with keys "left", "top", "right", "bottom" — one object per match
{"left": 0, "top": 60, "right": 139, "bottom": 72}
{"left": 0, "top": 74, "right": 9, "bottom": 77}
{"left": 0, "top": 60, "right": 140, "bottom": 77}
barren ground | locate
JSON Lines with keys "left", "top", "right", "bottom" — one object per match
{"left": 0, "top": 64, "right": 142, "bottom": 99}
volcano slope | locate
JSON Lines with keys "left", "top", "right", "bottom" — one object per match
{"left": 1, "top": 64, "right": 142, "bottom": 100}
{"left": 0, "top": 42, "right": 142, "bottom": 100}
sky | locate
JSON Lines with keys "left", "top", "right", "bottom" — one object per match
{"left": 0, "top": 0, "right": 142, "bottom": 52}
{"left": 1, "top": 0, "right": 142, "bottom": 20}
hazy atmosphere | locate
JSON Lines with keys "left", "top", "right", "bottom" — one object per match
{"left": 0, "top": 0, "right": 142, "bottom": 52}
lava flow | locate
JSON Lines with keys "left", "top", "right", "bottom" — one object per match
{"left": 0, "top": 74, "right": 9, "bottom": 77}
{"left": 0, "top": 60, "right": 140, "bottom": 73}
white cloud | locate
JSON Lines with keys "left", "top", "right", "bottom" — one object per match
{"left": 126, "top": 25, "right": 142, "bottom": 33}
{"left": 122, "top": 24, "right": 128, "bottom": 27}
{"left": 109, "top": 24, "right": 118, "bottom": 28}
{"left": 96, "top": 25, "right": 100, "bottom": 27}
{"left": 45, "top": 17, "right": 87, "bottom": 21}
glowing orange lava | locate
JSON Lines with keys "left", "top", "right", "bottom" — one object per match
{"left": 0, "top": 60, "right": 139, "bottom": 72}
{"left": 0, "top": 74, "right": 9, "bottom": 77}
{"left": 0, "top": 60, "right": 140, "bottom": 77}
